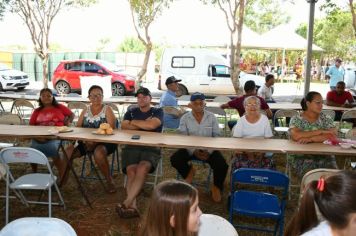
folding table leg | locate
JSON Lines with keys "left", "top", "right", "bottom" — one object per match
{"left": 59, "top": 141, "right": 92, "bottom": 208}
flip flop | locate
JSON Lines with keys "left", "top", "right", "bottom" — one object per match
{"left": 115, "top": 203, "right": 140, "bottom": 219}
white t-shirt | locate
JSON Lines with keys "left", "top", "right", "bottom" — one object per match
{"left": 301, "top": 221, "right": 332, "bottom": 236}
{"left": 257, "top": 84, "right": 273, "bottom": 101}
{"left": 232, "top": 115, "right": 273, "bottom": 138}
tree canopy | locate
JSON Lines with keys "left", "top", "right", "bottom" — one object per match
{"left": 244, "top": 0, "right": 290, "bottom": 34}
{"left": 0, "top": 0, "right": 97, "bottom": 88}
{"left": 296, "top": 10, "right": 356, "bottom": 60}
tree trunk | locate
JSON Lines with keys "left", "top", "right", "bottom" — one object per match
{"left": 41, "top": 55, "right": 49, "bottom": 88}
{"left": 231, "top": 0, "right": 246, "bottom": 95}
{"left": 136, "top": 42, "right": 152, "bottom": 89}
{"left": 349, "top": 0, "right": 356, "bottom": 38}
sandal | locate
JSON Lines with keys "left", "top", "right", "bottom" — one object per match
{"left": 115, "top": 203, "right": 140, "bottom": 219}
{"left": 107, "top": 182, "right": 117, "bottom": 194}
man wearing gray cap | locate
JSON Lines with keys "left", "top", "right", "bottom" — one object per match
{"left": 159, "top": 76, "right": 186, "bottom": 129}
{"left": 170, "top": 92, "right": 228, "bottom": 202}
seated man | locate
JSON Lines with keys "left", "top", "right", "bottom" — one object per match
{"left": 159, "top": 76, "right": 186, "bottom": 129}
{"left": 116, "top": 87, "right": 163, "bottom": 218}
{"left": 220, "top": 80, "right": 272, "bottom": 129}
{"left": 170, "top": 92, "right": 228, "bottom": 203}
{"left": 257, "top": 74, "right": 275, "bottom": 103}
{"left": 326, "top": 81, "right": 356, "bottom": 120}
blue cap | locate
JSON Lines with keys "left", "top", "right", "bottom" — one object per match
{"left": 190, "top": 92, "right": 205, "bottom": 101}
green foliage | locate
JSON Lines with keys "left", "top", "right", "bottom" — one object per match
{"left": 153, "top": 44, "right": 164, "bottom": 63}
{"left": 117, "top": 37, "right": 146, "bottom": 53}
{"left": 49, "top": 43, "right": 65, "bottom": 52}
{"left": 129, "top": 0, "right": 173, "bottom": 29}
{"left": 245, "top": 0, "right": 290, "bottom": 34}
{"left": 0, "top": 0, "right": 10, "bottom": 20}
{"left": 96, "top": 37, "right": 111, "bottom": 52}
{"left": 296, "top": 10, "right": 356, "bottom": 60}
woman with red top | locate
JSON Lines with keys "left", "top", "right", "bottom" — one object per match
{"left": 29, "top": 88, "right": 74, "bottom": 180}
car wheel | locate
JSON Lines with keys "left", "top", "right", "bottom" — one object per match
{"left": 177, "top": 84, "right": 188, "bottom": 96}
{"left": 55, "top": 81, "right": 71, "bottom": 94}
{"left": 112, "top": 82, "right": 125, "bottom": 96}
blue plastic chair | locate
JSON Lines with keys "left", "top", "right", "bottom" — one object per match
{"left": 229, "top": 168, "right": 289, "bottom": 236}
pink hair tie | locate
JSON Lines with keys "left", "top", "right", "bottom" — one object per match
{"left": 317, "top": 178, "right": 325, "bottom": 192}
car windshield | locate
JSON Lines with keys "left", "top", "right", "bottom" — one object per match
{"left": 0, "top": 63, "right": 10, "bottom": 71}
{"left": 99, "top": 60, "right": 123, "bottom": 72}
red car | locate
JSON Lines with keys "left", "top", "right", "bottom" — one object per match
{"left": 52, "top": 59, "right": 136, "bottom": 96}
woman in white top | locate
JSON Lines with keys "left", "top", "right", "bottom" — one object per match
{"left": 232, "top": 96, "right": 274, "bottom": 169}
{"left": 285, "top": 170, "right": 356, "bottom": 236}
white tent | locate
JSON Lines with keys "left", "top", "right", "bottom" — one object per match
{"left": 259, "top": 24, "right": 323, "bottom": 51}
{"left": 152, "top": 24, "right": 264, "bottom": 48}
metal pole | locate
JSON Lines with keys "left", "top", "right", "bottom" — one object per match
{"left": 304, "top": 0, "right": 317, "bottom": 96}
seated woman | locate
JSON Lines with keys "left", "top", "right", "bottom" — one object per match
{"left": 231, "top": 96, "right": 274, "bottom": 169}
{"left": 289, "top": 91, "right": 337, "bottom": 177}
{"left": 139, "top": 180, "right": 202, "bottom": 236}
{"left": 285, "top": 170, "right": 356, "bottom": 236}
{"left": 29, "top": 88, "right": 74, "bottom": 181}
{"left": 65, "top": 85, "right": 117, "bottom": 193}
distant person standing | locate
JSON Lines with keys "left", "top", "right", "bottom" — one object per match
{"left": 159, "top": 76, "right": 186, "bottom": 129}
{"left": 294, "top": 57, "right": 303, "bottom": 80}
{"left": 257, "top": 74, "right": 275, "bottom": 102}
{"left": 326, "top": 58, "right": 345, "bottom": 90}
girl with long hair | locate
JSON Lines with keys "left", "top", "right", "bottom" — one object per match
{"left": 285, "top": 170, "right": 356, "bottom": 236}
{"left": 140, "top": 180, "right": 202, "bottom": 236}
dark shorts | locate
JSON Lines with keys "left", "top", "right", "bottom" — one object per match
{"left": 121, "top": 145, "right": 161, "bottom": 174}
{"left": 77, "top": 141, "right": 117, "bottom": 156}
{"left": 31, "top": 139, "right": 60, "bottom": 158}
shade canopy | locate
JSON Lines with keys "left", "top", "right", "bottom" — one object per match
{"left": 258, "top": 24, "right": 324, "bottom": 51}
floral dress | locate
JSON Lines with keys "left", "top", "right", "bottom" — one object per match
{"left": 288, "top": 112, "right": 337, "bottom": 177}
{"left": 83, "top": 105, "right": 108, "bottom": 128}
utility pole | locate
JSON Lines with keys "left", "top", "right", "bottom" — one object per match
{"left": 304, "top": 0, "right": 318, "bottom": 96}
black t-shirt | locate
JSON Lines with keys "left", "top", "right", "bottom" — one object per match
{"left": 123, "top": 106, "right": 163, "bottom": 132}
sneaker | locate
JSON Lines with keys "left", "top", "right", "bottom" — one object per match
{"left": 185, "top": 166, "right": 195, "bottom": 184}
{"left": 211, "top": 185, "right": 222, "bottom": 203}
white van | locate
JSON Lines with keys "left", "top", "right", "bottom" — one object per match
{"left": 158, "top": 48, "right": 264, "bottom": 95}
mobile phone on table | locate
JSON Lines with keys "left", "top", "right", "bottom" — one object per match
{"left": 131, "top": 135, "right": 140, "bottom": 140}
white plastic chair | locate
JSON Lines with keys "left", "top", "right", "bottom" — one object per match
{"left": 0, "top": 147, "right": 65, "bottom": 224}
{"left": 198, "top": 214, "right": 238, "bottom": 236}
{"left": 0, "top": 217, "right": 77, "bottom": 236}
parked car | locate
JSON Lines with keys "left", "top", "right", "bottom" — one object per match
{"left": 52, "top": 59, "right": 136, "bottom": 96}
{"left": 0, "top": 63, "right": 29, "bottom": 91}
{"left": 158, "top": 48, "right": 264, "bottom": 95}
{"left": 344, "top": 65, "right": 356, "bottom": 97}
